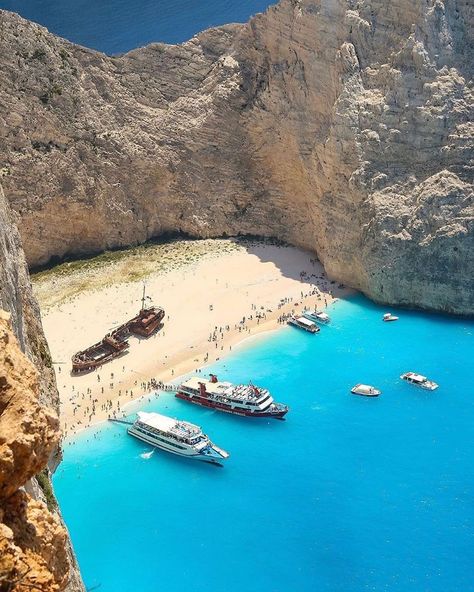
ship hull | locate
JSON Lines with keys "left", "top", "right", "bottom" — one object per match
{"left": 128, "top": 428, "right": 224, "bottom": 464}
{"left": 175, "top": 392, "right": 287, "bottom": 419}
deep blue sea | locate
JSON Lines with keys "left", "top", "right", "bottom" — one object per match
{"left": 1, "top": 0, "right": 274, "bottom": 54}
{"left": 53, "top": 294, "right": 474, "bottom": 592}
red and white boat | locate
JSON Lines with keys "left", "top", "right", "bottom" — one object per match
{"left": 176, "top": 374, "right": 289, "bottom": 419}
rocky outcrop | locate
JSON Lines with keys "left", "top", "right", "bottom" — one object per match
{"left": 0, "top": 311, "right": 59, "bottom": 499}
{"left": 0, "top": 312, "right": 71, "bottom": 592}
{"left": 0, "top": 184, "right": 59, "bottom": 407}
{"left": 0, "top": 0, "right": 473, "bottom": 313}
{"left": 0, "top": 188, "right": 85, "bottom": 591}
{"left": 1, "top": 490, "right": 69, "bottom": 592}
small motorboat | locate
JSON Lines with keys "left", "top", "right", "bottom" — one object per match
{"left": 351, "top": 384, "right": 381, "bottom": 397}
{"left": 383, "top": 313, "right": 399, "bottom": 322}
{"left": 303, "top": 310, "right": 331, "bottom": 324}
{"left": 287, "top": 315, "right": 320, "bottom": 333}
{"left": 400, "top": 372, "right": 438, "bottom": 391}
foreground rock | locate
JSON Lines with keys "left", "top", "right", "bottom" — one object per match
{"left": 0, "top": 312, "right": 68, "bottom": 591}
{"left": 0, "top": 185, "right": 84, "bottom": 591}
{"left": 0, "top": 0, "right": 473, "bottom": 314}
{"left": 0, "top": 311, "right": 59, "bottom": 499}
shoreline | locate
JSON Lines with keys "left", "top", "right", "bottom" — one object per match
{"left": 63, "top": 322, "right": 288, "bottom": 441}
{"left": 33, "top": 239, "right": 353, "bottom": 437}
{"left": 60, "top": 295, "right": 340, "bottom": 438}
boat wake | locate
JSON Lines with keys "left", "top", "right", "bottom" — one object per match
{"left": 140, "top": 449, "right": 155, "bottom": 459}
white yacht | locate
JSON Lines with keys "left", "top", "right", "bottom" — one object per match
{"left": 351, "top": 384, "right": 381, "bottom": 397}
{"left": 288, "top": 315, "right": 320, "bottom": 333}
{"left": 400, "top": 372, "right": 438, "bottom": 391}
{"left": 383, "top": 313, "right": 399, "bottom": 322}
{"left": 303, "top": 310, "right": 331, "bottom": 324}
{"left": 128, "top": 412, "right": 229, "bottom": 465}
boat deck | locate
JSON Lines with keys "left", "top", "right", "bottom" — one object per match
{"left": 180, "top": 377, "right": 267, "bottom": 402}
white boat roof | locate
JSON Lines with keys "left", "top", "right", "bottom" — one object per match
{"left": 180, "top": 377, "right": 268, "bottom": 401}
{"left": 136, "top": 411, "right": 202, "bottom": 437}
{"left": 181, "top": 376, "right": 232, "bottom": 394}
{"left": 297, "top": 316, "right": 315, "bottom": 327}
{"left": 405, "top": 372, "right": 427, "bottom": 381}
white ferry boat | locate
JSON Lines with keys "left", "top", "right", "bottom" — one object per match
{"left": 351, "top": 384, "right": 381, "bottom": 397}
{"left": 287, "top": 315, "right": 320, "bottom": 333}
{"left": 400, "top": 372, "right": 438, "bottom": 391}
{"left": 303, "top": 310, "right": 330, "bottom": 324}
{"left": 176, "top": 375, "right": 289, "bottom": 419}
{"left": 383, "top": 313, "right": 399, "bottom": 322}
{"left": 128, "top": 411, "right": 229, "bottom": 465}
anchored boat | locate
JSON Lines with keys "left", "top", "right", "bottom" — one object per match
{"left": 127, "top": 411, "right": 229, "bottom": 465}
{"left": 351, "top": 384, "right": 381, "bottom": 397}
{"left": 287, "top": 315, "right": 320, "bottom": 333}
{"left": 383, "top": 313, "right": 399, "bottom": 322}
{"left": 303, "top": 310, "right": 331, "bottom": 324}
{"left": 400, "top": 372, "right": 438, "bottom": 390}
{"left": 176, "top": 374, "right": 289, "bottom": 419}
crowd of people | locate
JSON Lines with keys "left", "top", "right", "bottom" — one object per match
{"left": 62, "top": 259, "right": 342, "bottom": 438}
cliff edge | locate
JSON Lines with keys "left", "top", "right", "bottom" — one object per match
{"left": 0, "top": 312, "right": 73, "bottom": 592}
{"left": 0, "top": 0, "right": 473, "bottom": 313}
{"left": 0, "top": 184, "right": 84, "bottom": 591}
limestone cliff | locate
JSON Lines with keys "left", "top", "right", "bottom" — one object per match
{"left": 0, "top": 187, "right": 85, "bottom": 591}
{"left": 0, "top": 0, "right": 473, "bottom": 313}
{"left": 0, "top": 312, "right": 81, "bottom": 592}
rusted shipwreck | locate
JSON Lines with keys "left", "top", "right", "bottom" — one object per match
{"left": 71, "top": 288, "right": 165, "bottom": 373}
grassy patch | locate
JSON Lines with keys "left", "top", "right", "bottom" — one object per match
{"left": 31, "top": 238, "right": 243, "bottom": 309}
{"left": 36, "top": 470, "right": 58, "bottom": 511}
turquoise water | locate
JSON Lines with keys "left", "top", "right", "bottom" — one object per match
{"left": 1, "top": 0, "right": 274, "bottom": 54}
{"left": 53, "top": 295, "right": 474, "bottom": 592}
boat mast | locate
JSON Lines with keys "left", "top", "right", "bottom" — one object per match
{"left": 141, "top": 284, "right": 146, "bottom": 311}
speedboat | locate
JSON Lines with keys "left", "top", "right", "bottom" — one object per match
{"left": 400, "top": 372, "right": 438, "bottom": 391}
{"left": 128, "top": 411, "right": 229, "bottom": 465}
{"left": 383, "top": 313, "right": 399, "bottom": 322}
{"left": 303, "top": 310, "right": 330, "bottom": 324}
{"left": 351, "top": 384, "right": 381, "bottom": 397}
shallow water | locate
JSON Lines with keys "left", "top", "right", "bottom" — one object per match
{"left": 1, "top": 0, "right": 275, "bottom": 54}
{"left": 54, "top": 294, "right": 474, "bottom": 591}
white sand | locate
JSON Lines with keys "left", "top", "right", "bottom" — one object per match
{"left": 34, "top": 240, "right": 351, "bottom": 435}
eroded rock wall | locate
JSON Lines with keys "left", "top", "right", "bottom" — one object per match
{"left": 0, "top": 312, "right": 81, "bottom": 592}
{"left": 0, "top": 188, "right": 85, "bottom": 591}
{"left": 0, "top": 0, "right": 472, "bottom": 313}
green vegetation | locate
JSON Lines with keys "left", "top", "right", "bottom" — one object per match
{"left": 40, "top": 83, "right": 63, "bottom": 104}
{"left": 36, "top": 339, "right": 53, "bottom": 368}
{"left": 36, "top": 470, "right": 58, "bottom": 511}
{"left": 31, "top": 238, "right": 244, "bottom": 309}
{"left": 31, "top": 48, "right": 46, "bottom": 61}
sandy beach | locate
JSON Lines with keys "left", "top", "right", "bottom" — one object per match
{"left": 32, "top": 239, "right": 351, "bottom": 436}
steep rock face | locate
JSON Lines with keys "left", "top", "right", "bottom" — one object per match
{"left": 0, "top": 313, "right": 73, "bottom": 592}
{"left": 1, "top": 490, "right": 69, "bottom": 592}
{"left": 0, "top": 0, "right": 473, "bottom": 313}
{"left": 0, "top": 184, "right": 58, "bottom": 406}
{"left": 0, "top": 311, "right": 58, "bottom": 499}
{"left": 0, "top": 190, "right": 85, "bottom": 591}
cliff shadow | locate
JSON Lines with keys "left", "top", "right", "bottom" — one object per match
{"left": 231, "top": 236, "right": 350, "bottom": 302}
